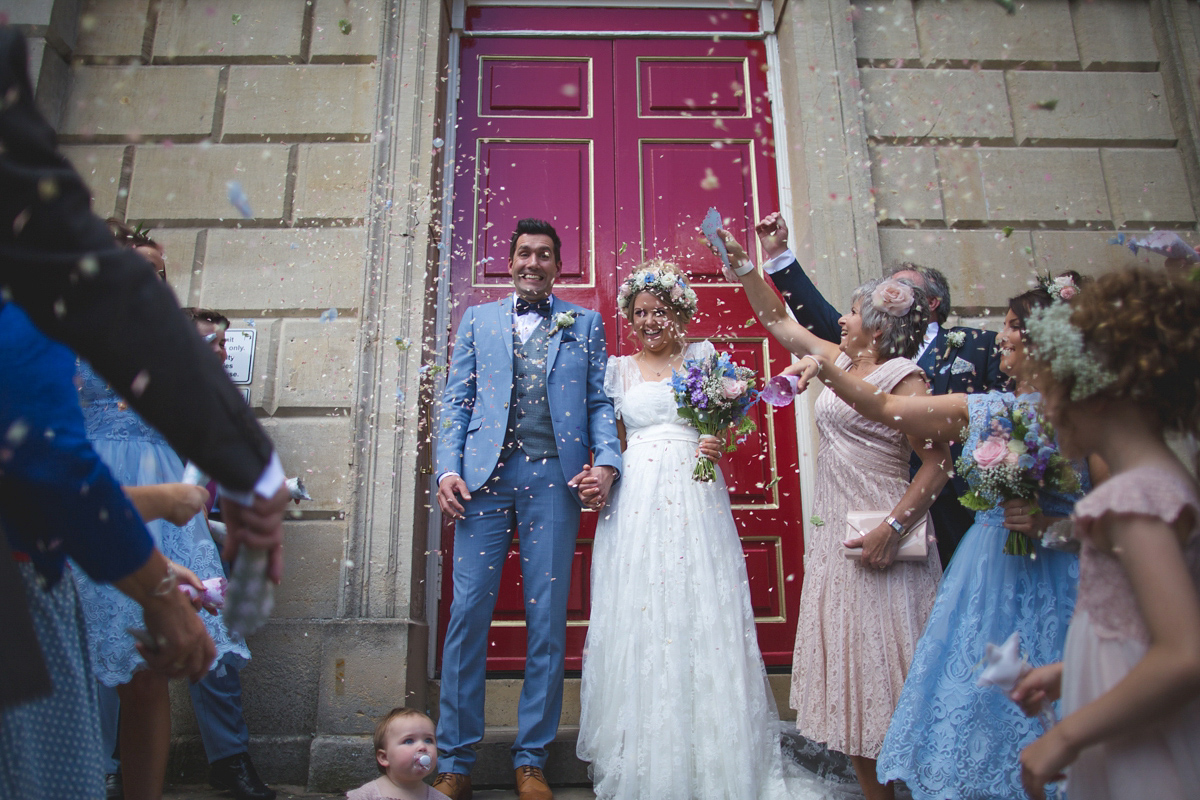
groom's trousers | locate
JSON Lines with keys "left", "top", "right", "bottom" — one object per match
{"left": 437, "top": 453, "right": 581, "bottom": 773}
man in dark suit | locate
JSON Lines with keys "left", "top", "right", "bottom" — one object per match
{"left": 752, "top": 212, "right": 1005, "bottom": 567}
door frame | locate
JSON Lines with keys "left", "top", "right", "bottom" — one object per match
{"left": 427, "top": 0, "right": 818, "bottom": 679}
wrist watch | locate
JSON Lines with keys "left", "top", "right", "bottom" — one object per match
{"left": 884, "top": 515, "right": 905, "bottom": 534}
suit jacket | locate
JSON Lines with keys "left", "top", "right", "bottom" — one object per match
{"left": 0, "top": 27, "right": 272, "bottom": 493}
{"left": 436, "top": 295, "right": 622, "bottom": 498}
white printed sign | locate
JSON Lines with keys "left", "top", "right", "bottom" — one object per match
{"left": 224, "top": 329, "right": 256, "bottom": 385}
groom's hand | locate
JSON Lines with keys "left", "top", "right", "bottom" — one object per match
{"left": 437, "top": 474, "right": 472, "bottom": 519}
{"left": 570, "top": 464, "right": 617, "bottom": 510}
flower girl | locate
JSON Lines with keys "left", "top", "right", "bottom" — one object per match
{"left": 1013, "top": 268, "right": 1200, "bottom": 799}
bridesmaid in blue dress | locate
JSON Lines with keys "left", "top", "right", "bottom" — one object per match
{"left": 799, "top": 280, "right": 1102, "bottom": 800}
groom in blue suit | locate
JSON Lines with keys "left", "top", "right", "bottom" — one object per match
{"left": 750, "top": 213, "right": 1004, "bottom": 568}
{"left": 433, "top": 219, "right": 622, "bottom": 800}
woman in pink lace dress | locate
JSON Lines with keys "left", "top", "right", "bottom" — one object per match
{"left": 723, "top": 233, "right": 951, "bottom": 800}
{"left": 1013, "top": 269, "right": 1200, "bottom": 800}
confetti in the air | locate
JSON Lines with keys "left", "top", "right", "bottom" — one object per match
{"left": 226, "top": 181, "right": 253, "bottom": 218}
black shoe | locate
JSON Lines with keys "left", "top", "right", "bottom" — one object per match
{"left": 209, "top": 753, "right": 277, "bottom": 800}
{"left": 105, "top": 771, "right": 124, "bottom": 800}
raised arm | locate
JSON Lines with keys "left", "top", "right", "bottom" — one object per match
{"left": 756, "top": 213, "right": 842, "bottom": 344}
{"left": 720, "top": 230, "right": 841, "bottom": 363}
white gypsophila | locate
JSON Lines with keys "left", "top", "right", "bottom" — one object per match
{"left": 946, "top": 330, "right": 967, "bottom": 349}
{"left": 1025, "top": 302, "right": 1117, "bottom": 401}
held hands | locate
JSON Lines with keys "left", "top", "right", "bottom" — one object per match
{"left": 1001, "top": 499, "right": 1052, "bottom": 539}
{"left": 845, "top": 521, "right": 901, "bottom": 570}
{"left": 696, "top": 434, "right": 723, "bottom": 464}
{"left": 221, "top": 485, "right": 289, "bottom": 584}
{"left": 569, "top": 464, "right": 617, "bottom": 511}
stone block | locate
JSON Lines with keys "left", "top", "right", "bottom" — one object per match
{"left": 860, "top": 68, "right": 1013, "bottom": 140}
{"left": 851, "top": 0, "right": 919, "bottom": 63}
{"left": 198, "top": 227, "right": 365, "bottom": 312}
{"left": 975, "top": 147, "right": 1110, "bottom": 224}
{"left": 869, "top": 144, "right": 943, "bottom": 222}
{"left": 153, "top": 228, "right": 200, "bottom": 303}
{"left": 60, "top": 65, "right": 219, "bottom": 140}
{"left": 223, "top": 65, "right": 379, "bottom": 139}
{"left": 29, "top": 37, "right": 70, "bottom": 128}
{"left": 311, "top": 0, "right": 384, "bottom": 62}
{"left": 277, "top": 318, "right": 360, "bottom": 408}
{"left": 61, "top": 144, "right": 126, "bottom": 218}
{"left": 153, "top": 0, "right": 304, "bottom": 62}
{"left": 126, "top": 144, "right": 289, "bottom": 222}
{"left": 1031, "top": 230, "right": 1200, "bottom": 276}
{"left": 293, "top": 143, "right": 373, "bottom": 220}
{"left": 260, "top": 416, "right": 355, "bottom": 513}
{"left": 0, "top": 0, "right": 56, "bottom": 26}
{"left": 936, "top": 145, "right": 987, "bottom": 223}
{"left": 1100, "top": 148, "right": 1197, "bottom": 225}
{"left": 315, "top": 620, "right": 420, "bottom": 736}
{"left": 76, "top": 0, "right": 150, "bottom": 60}
{"left": 914, "top": 0, "right": 1078, "bottom": 64}
{"left": 1007, "top": 71, "right": 1174, "bottom": 144}
{"left": 878, "top": 227, "right": 1035, "bottom": 311}
{"left": 239, "top": 620, "right": 323, "bottom": 735}
{"left": 273, "top": 520, "right": 346, "bottom": 619}
{"left": 1071, "top": 0, "right": 1158, "bottom": 70}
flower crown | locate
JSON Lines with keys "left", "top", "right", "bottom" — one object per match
{"left": 1025, "top": 301, "right": 1117, "bottom": 401}
{"left": 1036, "top": 272, "right": 1079, "bottom": 303}
{"left": 616, "top": 265, "right": 699, "bottom": 322}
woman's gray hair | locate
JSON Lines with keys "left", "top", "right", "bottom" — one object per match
{"left": 849, "top": 277, "right": 932, "bottom": 360}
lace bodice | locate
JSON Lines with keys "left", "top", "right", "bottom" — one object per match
{"left": 963, "top": 392, "right": 1089, "bottom": 525}
{"left": 76, "top": 359, "right": 164, "bottom": 444}
{"left": 1072, "top": 466, "right": 1200, "bottom": 644}
{"left": 603, "top": 340, "right": 714, "bottom": 432}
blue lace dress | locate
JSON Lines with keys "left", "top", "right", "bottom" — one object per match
{"left": 876, "top": 392, "right": 1086, "bottom": 800}
{"left": 70, "top": 361, "right": 249, "bottom": 686}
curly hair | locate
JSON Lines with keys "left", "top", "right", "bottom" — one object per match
{"left": 848, "top": 276, "right": 931, "bottom": 360}
{"left": 1039, "top": 269, "right": 1200, "bottom": 436}
{"left": 617, "top": 258, "right": 697, "bottom": 324}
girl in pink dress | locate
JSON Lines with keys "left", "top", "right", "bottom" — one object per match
{"left": 1013, "top": 268, "right": 1200, "bottom": 800}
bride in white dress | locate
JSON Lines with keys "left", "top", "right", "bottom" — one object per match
{"left": 577, "top": 260, "right": 836, "bottom": 800}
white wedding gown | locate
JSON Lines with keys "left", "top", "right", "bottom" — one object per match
{"left": 577, "top": 341, "right": 844, "bottom": 800}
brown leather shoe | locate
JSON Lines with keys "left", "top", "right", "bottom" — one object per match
{"left": 431, "top": 772, "right": 472, "bottom": 800}
{"left": 514, "top": 765, "right": 553, "bottom": 800}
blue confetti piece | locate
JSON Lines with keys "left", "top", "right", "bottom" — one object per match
{"left": 319, "top": 308, "right": 338, "bottom": 323}
{"left": 226, "top": 181, "right": 253, "bottom": 218}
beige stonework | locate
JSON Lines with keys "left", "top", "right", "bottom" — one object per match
{"left": 1007, "top": 71, "right": 1175, "bottom": 144}
{"left": 223, "top": 65, "right": 379, "bottom": 139}
{"left": 260, "top": 416, "right": 355, "bottom": 514}
{"left": 851, "top": 1, "right": 919, "bottom": 63}
{"left": 75, "top": 0, "right": 150, "bottom": 60}
{"left": 60, "top": 65, "right": 220, "bottom": 140}
{"left": 276, "top": 318, "right": 361, "bottom": 409}
{"left": 878, "top": 227, "right": 1036, "bottom": 309}
{"left": 198, "top": 227, "right": 366, "bottom": 312}
{"left": 293, "top": 143, "right": 373, "bottom": 220}
{"left": 1032, "top": 229, "right": 1200, "bottom": 275}
{"left": 153, "top": 228, "right": 201, "bottom": 302}
{"left": 126, "top": 144, "right": 290, "bottom": 221}
{"left": 975, "top": 147, "right": 1110, "bottom": 224}
{"left": 1071, "top": 0, "right": 1158, "bottom": 69}
{"left": 311, "top": 0, "right": 385, "bottom": 62}
{"left": 272, "top": 521, "right": 348, "bottom": 619}
{"left": 860, "top": 68, "right": 1014, "bottom": 140}
{"left": 936, "top": 145, "right": 988, "bottom": 224}
{"left": 915, "top": 0, "right": 1079, "bottom": 64}
{"left": 868, "top": 144, "right": 942, "bottom": 222}
{"left": 1100, "top": 148, "right": 1197, "bottom": 225}
{"left": 153, "top": 0, "right": 306, "bottom": 62}
{"left": 61, "top": 143, "right": 126, "bottom": 218}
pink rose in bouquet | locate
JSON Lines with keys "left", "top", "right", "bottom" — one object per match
{"left": 721, "top": 377, "right": 748, "bottom": 399}
{"left": 972, "top": 437, "right": 1010, "bottom": 469}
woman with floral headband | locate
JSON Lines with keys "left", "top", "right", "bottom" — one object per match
{"left": 717, "top": 233, "right": 950, "bottom": 800}
{"left": 782, "top": 271, "right": 1101, "bottom": 800}
{"left": 576, "top": 260, "right": 834, "bottom": 800}
{"left": 1012, "top": 269, "right": 1200, "bottom": 800}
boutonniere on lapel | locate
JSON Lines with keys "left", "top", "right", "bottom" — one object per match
{"left": 552, "top": 310, "right": 578, "bottom": 334}
{"left": 946, "top": 329, "right": 967, "bottom": 349}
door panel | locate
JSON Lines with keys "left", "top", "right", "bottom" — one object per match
{"left": 442, "top": 26, "right": 802, "bottom": 672}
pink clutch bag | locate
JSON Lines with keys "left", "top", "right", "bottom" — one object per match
{"left": 843, "top": 511, "right": 929, "bottom": 561}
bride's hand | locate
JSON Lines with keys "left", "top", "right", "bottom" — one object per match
{"left": 696, "top": 434, "right": 723, "bottom": 463}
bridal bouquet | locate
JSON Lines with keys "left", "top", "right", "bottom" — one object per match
{"left": 956, "top": 401, "right": 1080, "bottom": 556}
{"left": 671, "top": 351, "right": 759, "bottom": 482}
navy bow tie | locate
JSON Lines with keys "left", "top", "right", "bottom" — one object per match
{"left": 514, "top": 297, "right": 552, "bottom": 317}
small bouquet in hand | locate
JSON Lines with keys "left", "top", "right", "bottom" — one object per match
{"left": 956, "top": 401, "right": 1080, "bottom": 556}
{"left": 671, "top": 351, "right": 759, "bottom": 481}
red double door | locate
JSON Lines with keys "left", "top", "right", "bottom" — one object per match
{"left": 441, "top": 28, "right": 805, "bottom": 671}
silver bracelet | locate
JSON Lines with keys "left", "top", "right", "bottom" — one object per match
{"left": 732, "top": 259, "right": 756, "bottom": 277}
{"left": 150, "top": 565, "right": 179, "bottom": 597}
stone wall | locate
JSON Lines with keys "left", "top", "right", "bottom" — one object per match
{"left": 18, "top": 0, "right": 450, "bottom": 788}
{"left": 778, "top": 0, "right": 1200, "bottom": 317}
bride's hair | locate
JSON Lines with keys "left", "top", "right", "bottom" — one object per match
{"left": 617, "top": 258, "right": 698, "bottom": 324}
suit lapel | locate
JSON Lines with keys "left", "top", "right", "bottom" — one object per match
{"left": 931, "top": 328, "right": 953, "bottom": 394}
{"left": 496, "top": 295, "right": 515, "bottom": 362}
{"left": 545, "top": 296, "right": 562, "bottom": 375}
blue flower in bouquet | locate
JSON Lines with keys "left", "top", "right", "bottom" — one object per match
{"left": 671, "top": 350, "right": 760, "bottom": 482}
